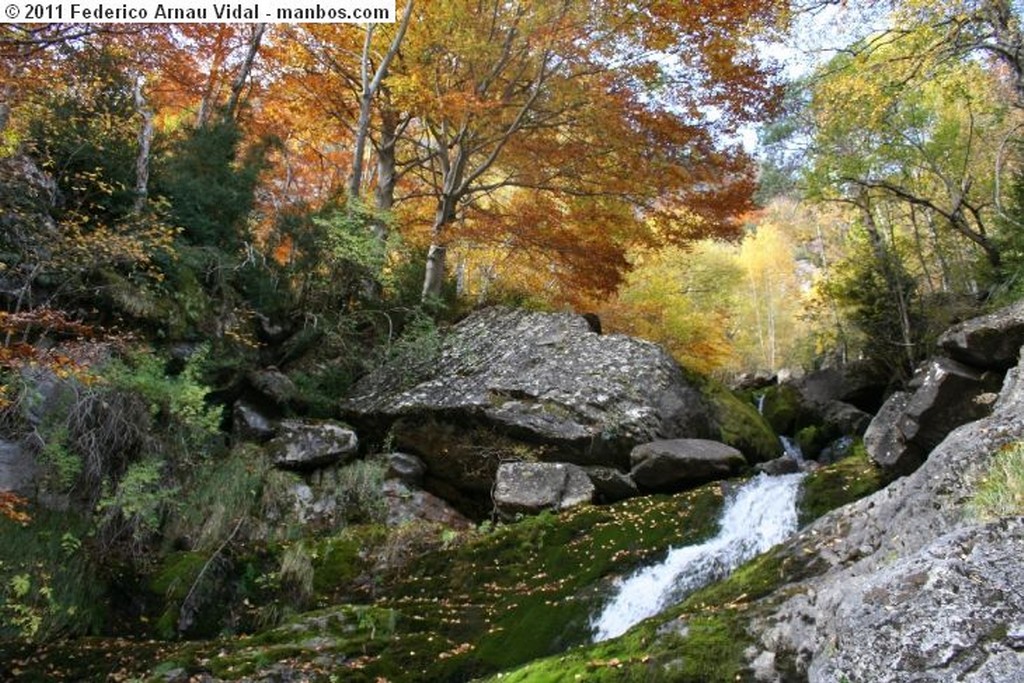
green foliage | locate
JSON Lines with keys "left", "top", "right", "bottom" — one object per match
{"left": 0, "top": 510, "right": 105, "bottom": 642}
{"left": 153, "top": 120, "right": 266, "bottom": 252}
{"left": 970, "top": 441, "right": 1024, "bottom": 520}
{"left": 103, "top": 346, "right": 223, "bottom": 451}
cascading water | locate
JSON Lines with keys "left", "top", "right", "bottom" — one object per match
{"left": 590, "top": 472, "right": 805, "bottom": 642}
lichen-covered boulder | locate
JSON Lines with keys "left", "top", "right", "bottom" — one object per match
{"left": 267, "top": 419, "right": 358, "bottom": 471}
{"left": 938, "top": 298, "right": 1024, "bottom": 370}
{"left": 342, "top": 307, "right": 717, "bottom": 506}
{"left": 493, "top": 461, "right": 595, "bottom": 519}
{"left": 865, "top": 358, "right": 1002, "bottom": 474}
{"left": 629, "top": 439, "right": 747, "bottom": 493}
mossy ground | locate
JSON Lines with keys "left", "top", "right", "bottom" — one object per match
{"left": 125, "top": 483, "right": 728, "bottom": 681}
{"left": 1, "top": 450, "right": 888, "bottom": 683}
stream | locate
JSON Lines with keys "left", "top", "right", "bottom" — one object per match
{"left": 590, "top": 472, "right": 805, "bottom": 641}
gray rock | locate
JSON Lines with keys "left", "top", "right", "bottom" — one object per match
{"left": 938, "top": 299, "right": 1024, "bottom": 370}
{"left": 342, "top": 307, "right": 717, "bottom": 504}
{"left": 821, "top": 400, "right": 871, "bottom": 437}
{"left": 754, "top": 456, "right": 801, "bottom": 476}
{"left": 865, "top": 358, "right": 1002, "bottom": 474}
{"left": 0, "top": 438, "right": 35, "bottom": 496}
{"left": 630, "top": 439, "right": 747, "bottom": 493}
{"left": 267, "top": 419, "right": 358, "bottom": 471}
{"left": 742, "top": 346, "right": 1024, "bottom": 682}
{"left": 248, "top": 368, "right": 297, "bottom": 407}
{"left": 382, "top": 479, "right": 472, "bottom": 529}
{"left": 584, "top": 466, "right": 640, "bottom": 503}
{"left": 493, "top": 461, "right": 595, "bottom": 519}
{"left": 232, "top": 401, "right": 276, "bottom": 442}
{"left": 385, "top": 452, "right": 427, "bottom": 487}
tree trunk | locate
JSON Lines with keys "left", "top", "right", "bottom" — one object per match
{"left": 132, "top": 74, "right": 154, "bottom": 214}
{"left": 348, "top": 0, "right": 414, "bottom": 202}
{"left": 224, "top": 23, "right": 267, "bottom": 122}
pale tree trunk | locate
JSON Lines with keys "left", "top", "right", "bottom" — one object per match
{"left": 348, "top": 0, "right": 414, "bottom": 202}
{"left": 223, "top": 23, "right": 267, "bottom": 122}
{"left": 422, "top": 192, "right": 460, "bottom": 300}
{"left": 132, "top": 73, "right": 154, "bottom": 214}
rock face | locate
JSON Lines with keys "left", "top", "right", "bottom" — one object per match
{"left": 938, "top": 299, "right": 1024, "bottom": 370}
{"left": 493, "top": 461, "right": 595, "bottom": 519}
{"left": 267, "top": 420, "right": 359, "bottom": 471}
{"left": 382, "top": 479, "right": 473, "bottom": 529}
{"left": 865, "top": 358, "right": 1002, "bottom": 474}
{"left": 629, "top": 439, "right": 746, "bottom": 493}
{"left": 808, "top": 519, "right": 1024, "bottom": 683}
{"left": 343, "top": 307, "right": 718, "bottom": 507}
{"left": 744, "top": 346, "right": 1024, "bottom": 681}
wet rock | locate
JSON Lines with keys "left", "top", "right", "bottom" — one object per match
{"left": 754, "top": 456, "right": 801, "bottom": 476}
{"left": 630, "top": 439, "right": 747, "bottom": 493}
{"left": 267, "top": 419, "right": 358, "bottom": 471}
{"left": 493, "top": 461, "right": 595, "bottom": 519}
{"left": 938, "top": 299, "right": 1024, "bottom": 370}
{"left": 864, "top": 358, "right": 1002, "bottom": 475}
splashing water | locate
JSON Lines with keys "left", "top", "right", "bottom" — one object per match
{"left": 590, "top": 472, "right": 805, "bottom": 642}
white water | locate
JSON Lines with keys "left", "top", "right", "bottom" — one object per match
{"left": 590, "top": 473, "right": 805, "bottom": 641}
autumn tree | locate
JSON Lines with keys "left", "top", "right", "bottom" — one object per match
{"left": 391, "top": 0, "right": 784, "bottom": 302}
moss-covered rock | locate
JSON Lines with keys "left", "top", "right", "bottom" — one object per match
{"left": 758, "top": 384, "right": 813, "bottom": 436}
{"left": 797, "top": 440, "right": 888, "bottom": 525}
{"left": 701, "top": 380, "right": 780, "bottom": 463}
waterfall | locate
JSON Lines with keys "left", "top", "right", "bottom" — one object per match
{"left": 590, "top": 472, "right": 805, "bottom": 642}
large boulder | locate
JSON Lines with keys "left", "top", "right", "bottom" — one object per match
{"left": 629, "top": 439, "right": 747, "bottom": 493}
{"left": 267, "top": 419, "right": 359, "bottom": 471}
{"left": 742, "top": 344, "right": 1024, "bottom": 681}
{"left": 492, "top": 461, "right": 595, "bottom": 519}
{"left": 864, "top": 358, "right": 1002, "bottom": 474}
{"left": 938, "top": 299, "right": 1024, "bottom": 370}
{"left": 343, "top": 307, "right": 719, "bottom": 506}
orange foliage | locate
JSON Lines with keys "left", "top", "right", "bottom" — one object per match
{"left": 0, "top": 491, "right": 31, "bottom": 525}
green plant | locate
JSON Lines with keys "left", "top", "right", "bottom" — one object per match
{"left": 335, "top": 458, "right": 389, "bottom": 525}
{"left": 970, "top": 441, "right": 1024, "bottom": 519}
{"left": 0, "top": 511, "right": 105, "bottom": 642}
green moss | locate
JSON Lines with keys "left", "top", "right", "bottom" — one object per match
{"left": 759, "top": 384, "right": 810, "bottom": 436}
{"left": 798, "top": 440, "right": 887, "bottom": 526}
{"left": 138, "top": 482, "right": 728, "bottom": 681}
{"left": 702, "top": 381, "right": 780, "bottom": 464}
